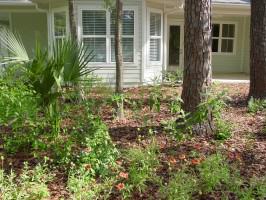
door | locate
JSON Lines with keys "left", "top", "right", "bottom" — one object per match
{"left": 168, "top": 24, "right": 183, "bottom": 72}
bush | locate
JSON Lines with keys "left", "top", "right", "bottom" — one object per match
{"left": 67, "top": 167, "right": 114, "bottom": 200}
{"left": 77, "top": 114, "right": 119, "bottom": 177}
{"left": 248, "top": 97, "right": 266, "bottom": 113}
{"left": 198, "top": 154, "right": 230, "bottom": 193}
{"left": 122, "top": 139, "right": 161, "bottom": 197}
{"left": 0, "top": 162, "right": 53, "bottom": 200}
{"left": 0, "top": 79, "right": 38, "bottom": 127}
{"left": 159, "top": 170, "right": 197, "bottom": 200}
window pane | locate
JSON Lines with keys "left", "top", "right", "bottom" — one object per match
{"left": 222, "top": 24, "right": 235, "bottom": 38}
{"left": 212, "top": 24, "right": 220, "bottom": 37}
{"left": 83, "top": 38, "right": 106, "bottom": 62}
{"left": 54, "top": 12, "right": 66, "bottom": 37}
{"left": 221, "top": 39, "right": 234, "bottom": 53}
{"left": 111, "top": 38, "right": 134, "bottom": 62}
{"left": 82, "top": 10, "right": 106, "bottom": 35}
{"left": 212, "top": 39, "right": 219, "bottom": 52}
{"left": 110, "top": 10, "right": 134, "bottom": 36}
{"left": 150, "top": 13, "right": 161, "bottom": 36}
{"left": 150, "top": 38, "right": 161, "bottom": 61}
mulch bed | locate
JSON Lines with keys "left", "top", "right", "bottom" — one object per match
{"left": 1, "top": 83, "right": 265, "bottom": 200}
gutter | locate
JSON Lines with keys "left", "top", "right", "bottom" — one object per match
{"left": 0, "top": 1, "right": 35, "bottom": 6}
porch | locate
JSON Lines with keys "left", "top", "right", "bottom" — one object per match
{"left": 213, "top": 73, "right": 249, "bottom": 83}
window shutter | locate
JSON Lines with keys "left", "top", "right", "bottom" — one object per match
{"left": 110, "top": 10, "right": 134, "bottom": 63}
{"left": 149, "top": 12, "right": 162, "bottom": 62}
{"left": 82, "top": 10, "right": 107, "bottom": 62}
{"left": 82, "top": 10, "right": 106, "bottom": 35}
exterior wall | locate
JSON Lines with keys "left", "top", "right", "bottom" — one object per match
{"left": 11, "top": 12, "right": 48, "bottom": 57}
{"left": 167, "top": 14, "right": 250, "bottom": 74}
{"left": 212, "top": 15, "right": 248, "bottom": 73}
{"left": 75, "top": 0, "right": 143, "bottom": 87}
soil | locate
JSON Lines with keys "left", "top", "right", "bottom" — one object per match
{"left": 1, "top": 83, "right": 265, "bottom": 200}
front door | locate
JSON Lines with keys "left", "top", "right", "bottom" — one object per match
{"left": 168, "top": 24, "right": 183, "bottom": 72}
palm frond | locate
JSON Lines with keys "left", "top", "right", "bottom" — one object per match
{"left": 0, "top": 27, "right": 29, "bottom": 64}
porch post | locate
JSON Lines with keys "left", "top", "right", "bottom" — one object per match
{"left": 141, "top": 0, "right": 147, "bottom": 84}
{"left": 163, "top": 13, "right": 168, "bottom": 75}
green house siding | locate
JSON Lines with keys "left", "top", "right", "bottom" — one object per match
{"left": 212, "top": 16, "right": 250, "bottom": 73}
{"left": 11, "top": 12, "right": 48, "bottom": 57}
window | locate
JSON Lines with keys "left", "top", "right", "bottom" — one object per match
{"left": 111, "top": 10, "right": 134, "bottom": 62}
{"left": 149, "top": 12, "right": 162, "bottom": 62}
{"left": 212, "top": 23, "right": 236, "bottom": 54}
{"left": 53, "top": 11, "right": 67, "bottom": 44}
{"left": 82, "top": 10, "right": 107, "bottom": 62}
{"left": 81, "top": 9, "right": 135, "bottom": 64}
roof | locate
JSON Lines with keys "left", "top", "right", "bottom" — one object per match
{"left": 212, "top": 0, "right": 250, "bottom": 5}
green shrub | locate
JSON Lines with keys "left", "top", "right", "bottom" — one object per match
{"left": 67, "top": 167, "right": 114, "bottom": 200}
{"left": 163, "top": 70, "right": 183, "bottom": 84}
{"left": 77, "top": 114, "right": 119, "bottom": 177}
{"left": 248, "top": 97, "right": 266, "bottom": 113}
{"left": 148, "top": 85, "right": 163, "bottom": 112}
{"left": 159, "top": 170, "right": 197, "bottom": 200}
{"left": 198, "top": 154, "right": 230, "bottom": 193}
{"left": 0, "top": 162, "right": 53, "bottom": 200}
{"left": 122, "top": 139, "right": 160, "bottom": 197}
{"left": 0, "top": 79, "right": 38, "bottom": 127}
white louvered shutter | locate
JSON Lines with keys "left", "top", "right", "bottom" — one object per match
{"left": 149, "top": 12, "right": 162, "bottom": 62}
{"left": 82, "top": 10, "right": 107, "bottom": 62}
{"left": 110, "top": 10, "right": 134, "bottom": 63}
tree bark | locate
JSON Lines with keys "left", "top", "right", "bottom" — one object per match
{"left": 181, "top": 0, "right": 213, "bottom": 134}
{"left": 249, "top": 0, "right": 266, "bottom": 99}
{"left": 68, "top": 0, "right": 77, "bottom": 41}
{"left": 115, "top": 0, "right": 123, "bottom": 94}
{"left": 115, "top": 0, "right": 124, "bottom": 119}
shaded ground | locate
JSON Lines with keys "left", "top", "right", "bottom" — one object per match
{"left": 1, "top": 83, "right": 266, "bottom": 199}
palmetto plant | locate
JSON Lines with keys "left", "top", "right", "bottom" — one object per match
{"left": 0, "top": 27, "right": 95, "bottom": 135}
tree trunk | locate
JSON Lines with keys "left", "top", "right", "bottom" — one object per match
{"left": 68, "top": 0, "right": 77, "bottom": 40}
{"left": 115, "top": 0, "right": 124, "bottom": 119}
{"left": 249, "top": 0, "right": 266, "bottom": 99}
{"left": 181, "top": 0, "right": 213, "bottom": 134}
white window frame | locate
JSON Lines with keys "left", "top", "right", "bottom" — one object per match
{"left": 77, "top": 5, "right": 138, "bottom": 66}
{"left": 51, "top": 7, "right": 69, "bottom": 42}
{"left": 212, "top": 21, "right": 237, "bottom": 56}
{"left": 147, "top": 8, "right": 163, "bottom": 66}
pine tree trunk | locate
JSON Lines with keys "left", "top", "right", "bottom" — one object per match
{"left": 68, "top": 0, "right": 77, "bottom": 40}
{"left": 181, "top": 0, "right": 213, "bottom": 134}
{"left": 249, "top": 0, "right": 266, "bottom": 99}
{"left": 115, "top": 0, "right": 124, "bottom": 119}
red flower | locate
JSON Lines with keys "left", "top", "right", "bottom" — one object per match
{"left": 119, "top": 172, "right": 129, "bottom": 179}
{"left": 193, "top": 144, "right": 202, "bottom": 150}
{"left": 191, "top": 159, "right": 201, "bottom": 165}
{"left": 116, "top": 183, "right": 125, "bottom": 191}
{"left": 168, "top": 156, "right": 177, "bottom": 164}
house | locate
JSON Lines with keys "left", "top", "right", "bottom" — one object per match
{"left": 0, "top": 0, "right": 251, "bottom": 86}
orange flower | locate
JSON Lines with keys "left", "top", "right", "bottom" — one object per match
{"left": 116, "top": 183, "right": 125, "bottom": 191}
{"left": 168, "top": 156, "right": 177, "bottom": 164}
{"left": 193, "top": 144, "right": 202, "bottom": 150}
{"left": 178, "top": 154, "right": 186, "bottom": 160}
{"left": 83, "top": 164, "right": 92, "bottom": 171}
{"left": 191, "top": 159, "right": 201, "bottom": 165}
{"left": 119, "top": 172, "right": 129, "bottom": 179}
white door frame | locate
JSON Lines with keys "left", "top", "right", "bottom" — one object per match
{"left": 167, "top": 20, "right": 184, "bottom": 71}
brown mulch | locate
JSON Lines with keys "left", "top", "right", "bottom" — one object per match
{"left": 1, "top": 83, "right": 266, "bottom": 200}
